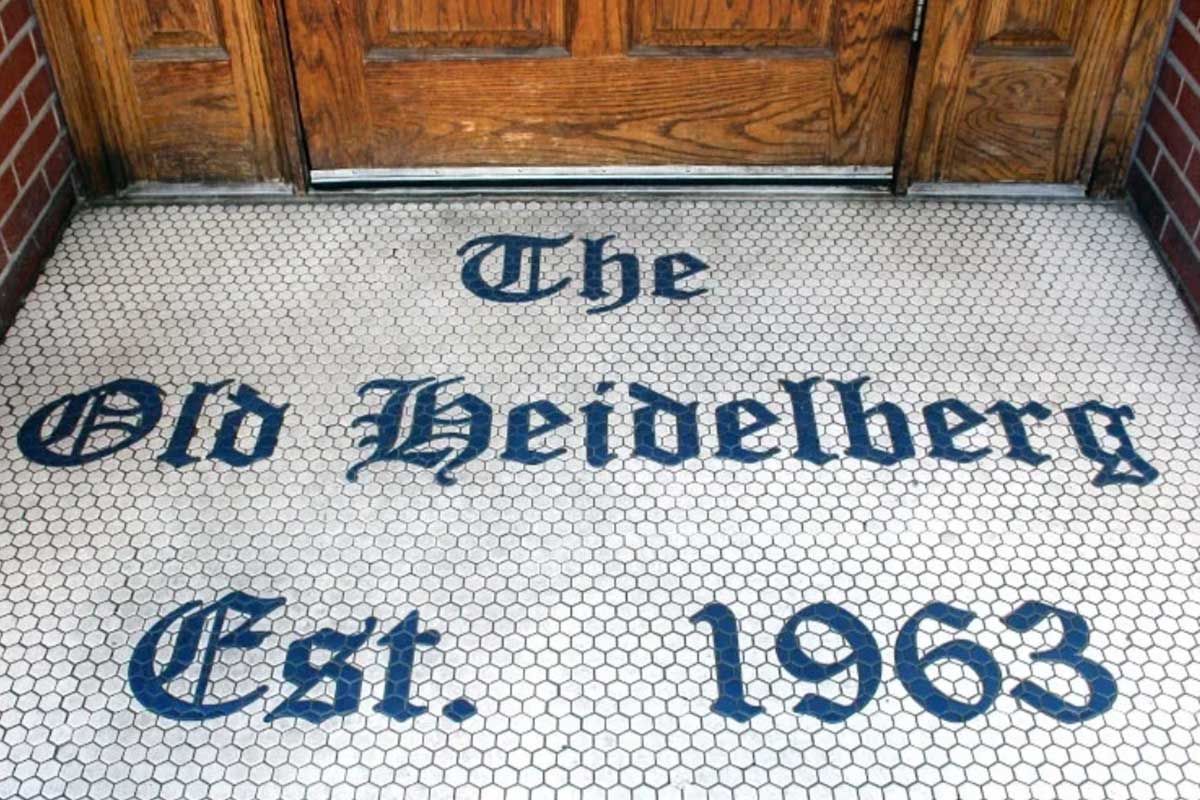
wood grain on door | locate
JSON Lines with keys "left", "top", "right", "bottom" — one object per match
{"left": 285, "top": 0, "right": 917, "bottom": 170}
{"left": 901, "top": 0, "right": 1145, "bottom": 187}
{"left": 34, "top": 0, "right": 301, "bottom": 186}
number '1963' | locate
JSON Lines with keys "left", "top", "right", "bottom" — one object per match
{"left": 691, "top": 601, "right": 1117, "bottom": 725}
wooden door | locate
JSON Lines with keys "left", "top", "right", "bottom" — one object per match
{"left": 901, "top": 0, "right": 1144, "bottom": 187}
{"left": 33, "top": 0, "right": 301, "bottom": 187}
{"left": 285, "top": 0, "right": 917, "bottom": 172}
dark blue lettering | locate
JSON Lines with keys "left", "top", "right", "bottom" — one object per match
{"left": 987, "top": 401, "right": 1052, "bottom": 466}
{"left": 581, "top": 236, "right": 639, "bottom": 314}
{"left": 832, "top": 378, "right": 915, "bottom": 467}
{"left": 1003, "top": 601, "right": 1117, "bottom": 723}
{"left": 128, "top": 592, "right": 284, "bottom": 721}
{"left": 924, "top": 399, "right": 991, "bottom": 463}
{"left": 630, "top": 383, "right": 699, "bottom": 466}
{"left": 19, "top": 379, "right": 162, "bottom": 467}
{"left": 715, "top": 399, "right": 780, "bottom": 463}
{"left": 690, "top": 603, "right": 764, "bottom": 723}
{"left": 775, "top": 603, "right": 882, "bottom": 722}
{"left": 503, "top": 400, "right": 570, "bottom": 465}
{"left": 895, "top": 602, "right": 1001, "bottom": 723}
{"left": 158, "top": 380, "right": 232, "bottom": 468}
{"left": 582, "top": 383, "right": 616, "bottom": 469}
{"left": 266, "top": 618, "right": 377, "bottom": 724}
{"left": 375, "top": 611, "right": 445, "bottom": 723}
{"left": 652, "top": 253, "right": 708, "bottom": 301}
{"left": 459, "top": 234, "right": 572, "bottom": 304}
{"left": 350, "top": 377, "right": 492, "bottom": 486}
{"left": 780, "top": 378, "right": 837, "bottom": 466}
{"left": 208, "top": 385, "right": 289, "bottom": 468}
{"left": 1065, "top": 401, "right": 1160, "bottom": 487}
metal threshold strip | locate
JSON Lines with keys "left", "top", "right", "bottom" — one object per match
{"left": 310, "top": 165, "right": 894, "bottom": 190}
{"left": 908, "top": 181, "right": 1087, "bottom": 200}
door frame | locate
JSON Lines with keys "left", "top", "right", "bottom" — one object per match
{"left": 898, "top": 0, "right": 1177, "bottom": 197}
{"left": 35, "top": 0, "right": 1175, "bottom": 198}
{"left": 33, "top": 0, "right": 308, "bottom": 195}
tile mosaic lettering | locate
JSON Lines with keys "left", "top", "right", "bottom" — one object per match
{"left": 0, "top": 199, "right": 1198, "bottom": 798}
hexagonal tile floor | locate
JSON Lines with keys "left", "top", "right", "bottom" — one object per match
{"left": 1, "top": 198, "right": 1199, "bottom": 799}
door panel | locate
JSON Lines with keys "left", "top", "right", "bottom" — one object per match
{"left": 366, "top": 0, "right": 568, "bottom": 53}
{"left": 902, "top": 0, "right": 1140, "bottom": 185}
{"left": 121, "top": 0, "right": 226, "bottom": 52}
{"left": 53, "top": 0, "right": 292, "bottom": 184}
{"left": 363, "top": 59, "right": 832, "bottom": 167}
{"left": 977, "top": 0, "right": 1078, "bottom": 49}
{"left": 286, "top": 0, "right": 916, "bottom": 170}
{"left": 632, "top": 0, "right": 834, "bottom": 49}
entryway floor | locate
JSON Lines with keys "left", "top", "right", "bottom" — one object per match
{"left": 1, "top": 198, "right": 1199, "bottom": 799}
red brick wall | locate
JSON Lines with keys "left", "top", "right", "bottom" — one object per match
{"left": 1128, "top": 0, "right": 1200, "bottom": 314}
{"left": 0, "top": 0, "right": 75, "bottom": 332}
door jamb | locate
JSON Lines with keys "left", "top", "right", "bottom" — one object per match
{"left": 895, "top": 0, "right": 1177, "bottom": 196}
{"left": 261, "top": 0, "right": 310, "bottom": 195}
{"left": 1086, "top": 0, "right": 1178, "bottom": 197}
{"left": 32, "top": 0, "right": 309, "bottom": 196}
{"left": 32, "top": 0, "right": 120, "bottom": 195}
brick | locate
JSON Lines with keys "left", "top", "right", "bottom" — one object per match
{"left": 1185, "top": 0, "right": 1200, "bottom": 24}
{"left": 1129, "top": 165, "right": 1169, "bottom": 238}
{"left": 1160, "top": 62, "right": 1183, "bottom": 105}
{"left": 0, "top": 176, "right": 74, "bottom": 331}
{"left": 0, "top": 93, "right": 25, "bottom": 159}
{"left": 1164, "top": 218, "right": 1200, "bottom": 272}
{"left": 29, "top": 176, "right": 72, "bottom": 255}
{"left": 1171, "top": 22, "right": 1200, "bottom": 80}
{"left": 1154, "top": 155, "right": 1200, "bottom": 234}
{"left": 30, "top": 20, "right": 43, "bottom": 57}
{"left": 1163, "top": 218, "right": 1200, "bottom": 305}
{"left": 21, "top": 63, "right": 49, "bottom": 116}
{"left": 41, "top": 135, "right": 71, "bottom": 188}
{"left": 1146, "top": 96, "right": 1193, "bottom": 168}
{"left": 1177, "top": 79, "right": 1200, "bottom": 135}
{"left": 0, "top": 0, "right": 30, "bottom": 44}
{"left": 0, "top": 33, "right": 34, "bottom": 103}
{"left": 0, "top": 163, "right": 15, "bottom": 212}
{"left": 12, "top": 107, "right": 54, "bottom": 185}
{"left": 1187, "top": 145, "right": 1200, "bottom": 195}
{"left": 1137, "top": 131, "right": 1161, "bottom": 175}
{"left": 1, "top": 170, "right": 46, "bottom": 251}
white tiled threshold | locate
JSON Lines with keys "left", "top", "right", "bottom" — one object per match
{"left": 0, "top": 198, "right": 1198, "bottom": 799}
